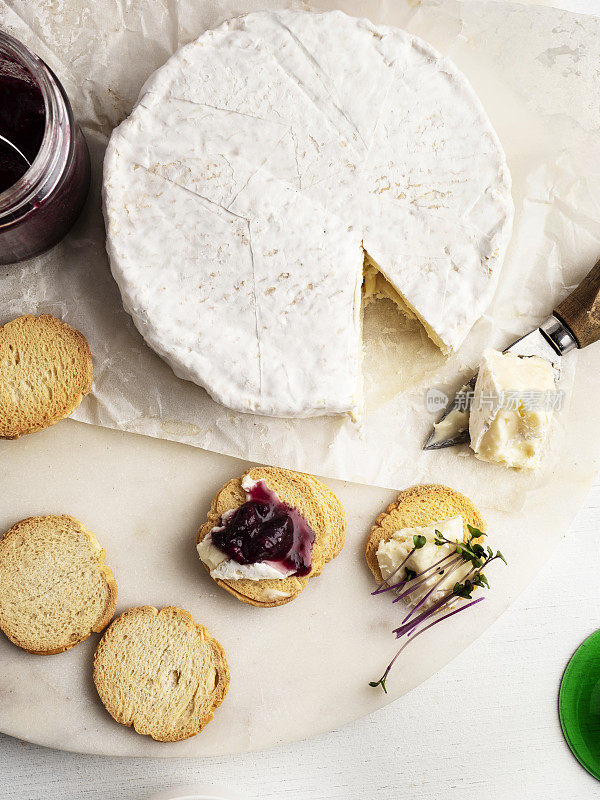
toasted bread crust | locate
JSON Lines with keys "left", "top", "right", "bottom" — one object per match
{"left": 0, "top": 515, "right": 117, "bottom": 655}
{"left": 197, "top": 466, "right": 346, "bottom": 607}
{"left": 200, "top": 558, "right": 307, "bottom": 608}
{"left": 365, "top": 484, "right": 486, "bottom": 583}
{"left": 93, "top": 606, "right": 230, "bottom": 742}
{"left": 0, "top": 314, "right": 93, "bottom": 439}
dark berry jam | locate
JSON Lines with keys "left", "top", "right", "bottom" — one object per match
{"left": 0, "top": 32, "right": 91, "bottom": 264}
{"left": 0, "top": 139, "right": 29, "bottom": 193}
{"left": 0, "top": 72, "right": 45, "bottom": 192}
{"left": 211, "top": 479, "right": 315, "bottom": 576}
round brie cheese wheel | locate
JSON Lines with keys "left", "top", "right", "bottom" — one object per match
{"left": 103, "top": 9, "right": 513, "bottom": 418}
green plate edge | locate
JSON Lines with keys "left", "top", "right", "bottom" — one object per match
{"left": 558, "top": 628, "right": 600, "bottom": 782}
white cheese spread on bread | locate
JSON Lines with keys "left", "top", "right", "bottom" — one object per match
{"left": 376, "top": 517, "right": 471, "bottom": 607}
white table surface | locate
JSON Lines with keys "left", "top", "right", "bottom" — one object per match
{"left": 3, "top": 0, "right": 600, "bottom": 796}
{"left": 1, "top": 468, "right": 599, "bottom": 798}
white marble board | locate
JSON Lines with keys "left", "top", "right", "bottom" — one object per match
{"left": 0, "top": 356, "right": 599, "bottom": 758}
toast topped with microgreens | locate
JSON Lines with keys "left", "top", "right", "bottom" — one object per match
{"left": 366, "top": 484, "right": 506, "bottom": 692}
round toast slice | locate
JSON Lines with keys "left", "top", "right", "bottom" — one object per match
{"left": 0, "top": 515, "right": 117, "bottom": 654}
{"left": 93, "top": 606, "right": 230, "bottom": 742}
{"left": 0, "top": 314, "right": 93, "bottom": 439}
{"left": 196, "top": 466, "right": 346, "bottom": 607}
{"left": 365, "top": 484, "right": 486, "bottom": 583}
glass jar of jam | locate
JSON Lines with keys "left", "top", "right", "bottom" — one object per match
{"left": 0, "top": 31, "right": 90, "bottom": 265}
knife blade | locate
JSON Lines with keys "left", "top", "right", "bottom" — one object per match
{"left": 423, "top": 255, "right": 600, "bottom": 450}
{"left": 422, "top": 315, "right": 577, "bottom": 450}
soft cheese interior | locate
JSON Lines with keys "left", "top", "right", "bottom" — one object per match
{"left": 104, "top": 9, "right": 513, "bottom": 418}
{"left": 469, "top": 348, "right": 556, "bottom": 469}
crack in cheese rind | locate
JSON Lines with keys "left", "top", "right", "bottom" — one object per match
{"left": 103, "top": 152, "right": 262, "bottom": 405}
{"left": 111, "top": 98, "right": 301, "bottom": 212}
{"left": 103, "top": 9, "right": 513, "bottom": 418}
{"left": 235, "top": 12, "right": 368, "bottom": 157}
{"left": 227, "top": 168, "right": 364, "bottom": 416}
{"left": 104, "top": 137, "right": 364, "bottom": 417}
{"left": 274, "top": 12, "right": 400, "bottom": 152}
{"left": 139, "top": 25, "right": 359, "bottom": 195}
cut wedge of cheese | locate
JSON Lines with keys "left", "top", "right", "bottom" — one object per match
{"left": 469, "top": 348, "right": 556, "bottom": 469}
{"left": 103, "top": 9, "right": 513, "bottom": 418}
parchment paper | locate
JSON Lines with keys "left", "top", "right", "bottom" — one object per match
{"left": 1, "top": 0, "right": 600, "bottom": 504}
{"left": 2, "top": 1, "right": 600, "bottom": 758}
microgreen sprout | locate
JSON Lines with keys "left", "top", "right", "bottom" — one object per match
{"left": 369, "top": 525, "right": 506, "bottom": 692}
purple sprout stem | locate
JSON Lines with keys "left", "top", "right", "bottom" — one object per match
{"left": 370, "top": 550, "right": 504, "bottom": 692}
{"left": 400, "top": 557, "right": 468, "bottom": 625}
{"left": 405, "top": 596, "right": 485, "bottom": 640}
{"left": 407, "top": 550, "right": 460, "bottom": 581}
{"left": 393, "top": 587, "right": 463, "bottom": 638}
{"left": 373, "top": 597, "right": 485, "bottom": 691}
{"left": 372, "top": 579, "right": 408, "bottom": 596}
{"left": 371, "top": 547, "right": 416, "bottom": 595}
{"left": 391, "top": 554, "right": 462, "bottom": 604}
{"left": 394, "top": 558, "right": 489, "bottom": 638}
{"left": 373, "top": 546, "right": 463, "bottom": 599}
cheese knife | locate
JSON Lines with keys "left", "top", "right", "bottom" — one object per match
{"left": 423, "top": 257, "right": 600, "bottom": 450}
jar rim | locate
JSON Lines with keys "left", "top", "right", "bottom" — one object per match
{"left": 0, "top": 30, "right": 71, "bottom": 218}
